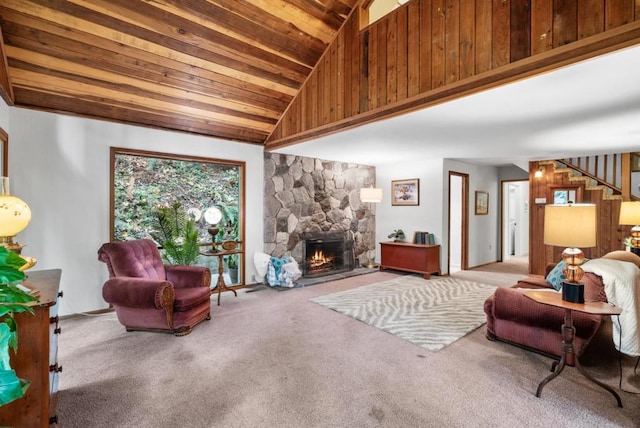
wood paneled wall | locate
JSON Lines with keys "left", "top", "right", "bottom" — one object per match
{"left": 528, "top": 160, "right": 629, "bottom": 275}
{"left": 266, "top": 0, "right": 640, "bottom": 148}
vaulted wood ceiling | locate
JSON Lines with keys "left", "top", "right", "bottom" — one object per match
{"left": 0, "top": 0, "right": 358, "bottom": 144}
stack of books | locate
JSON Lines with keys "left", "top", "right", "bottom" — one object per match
{"left": 414, "top": 231, "right": 435, "bottom": 245}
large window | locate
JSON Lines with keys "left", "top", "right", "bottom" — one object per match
{"left": 110, "top": 147, "right": 245, "bottom": 285}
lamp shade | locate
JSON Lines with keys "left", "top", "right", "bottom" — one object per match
{"left": 619, "top": 201, "right": 640, "bottom": 225}
{"left": 360, "top": 187, "right": 383, "bottom": 203}
{"left": 0, "top": 194, "right": 32, "bottom": 236}
{"left": 544, "top": 204, "right": 596, "bottom": 248}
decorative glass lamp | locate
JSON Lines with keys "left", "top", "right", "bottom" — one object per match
{"left": 543, "top": 204, "right": 596, "bottom": 303}
{"left": 203, "top": 206, "right": 223, "bottom": 252}
{"left": 0, "top": 177, "right": 32, "bottom": 255}
{"left": 619, "top": 201, "right": 640, "bottom": 253}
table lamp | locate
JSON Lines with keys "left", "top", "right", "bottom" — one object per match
{"left": 543, "top": 203, "right": 596, "bottom": 303}
{"left": 619, "top": 201, "right": 640, "bottom": 254}
{"left": 0, "top": 177, "right": 32, "bottom": 255}
{"left": 360, "top": 186, "right": 382, "bottom": 268}
{"left": 203, "top": 206, "right": 223, "bottom": 251}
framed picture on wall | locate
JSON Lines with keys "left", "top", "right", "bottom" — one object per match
{"left": 391, "top": 178, "right": 419, "bottom": 206}
{"left": 475, "top": 191, "right": 489, "bottom": 215}
{"left": 632, "top": 153, "right": 640, "bottom": 172}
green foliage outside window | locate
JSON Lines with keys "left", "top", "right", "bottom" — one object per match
{"left": 112, "top": 150, "right": 241, "bottom": 244}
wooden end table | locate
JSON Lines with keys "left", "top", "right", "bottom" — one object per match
{"left": 200, "top": 249, "right": 240, "bottom": 306}
{"left": 524, "top": 290, "right": 623, "bottom": 407}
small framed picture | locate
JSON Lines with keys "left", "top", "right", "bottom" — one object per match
{"left": 391, "top": 178, "right": 419, "bottom": 206}
{"left": 632, "top": 153, "right": 640, "bottom": 172}
{"left": 475, "top": 191, "right": 489, "bottom": 215}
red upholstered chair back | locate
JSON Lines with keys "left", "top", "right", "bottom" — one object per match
{"left": 97, "top": 239, "right": 166, "bottom": 280}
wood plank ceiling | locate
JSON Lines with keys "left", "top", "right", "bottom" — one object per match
{"left": 0, "top": 0, "right": 358, "bottom": 144}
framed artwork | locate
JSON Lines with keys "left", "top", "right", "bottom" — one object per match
{"left": 475, "top": 191, "right": 489, "bottom": 215}
{"left": 632, "top": 153, "right": 640, "bottom": 172}
{"left": 549, "top": 185, "right": 581, "bottom": 205}
{"left": 392, "top": 178, "right": 419, "bottom": 206}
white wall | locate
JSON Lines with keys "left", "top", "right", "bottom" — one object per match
{"left": 0, "top": 100, "right": 8, "bottom": 131}
{"left": 376, "top": 159, "right": 445, "bottom": 272}
{"left": 443, "top": 159, "right": 500, "bottom": 269}
{"left": 8, "top": 108, "right": 264, "bottom": 316}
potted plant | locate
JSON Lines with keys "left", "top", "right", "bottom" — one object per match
{"left": 0, "top": 247, "right": 37, "bottom": 407}
{"left": 226, "top": 255, "right": 239, "bottom": 284}
{"left": 149, "top": 201, "right": 199, "bottom": 265}
{"left": 387, "top": 229, "right": 406, "bottom": 242}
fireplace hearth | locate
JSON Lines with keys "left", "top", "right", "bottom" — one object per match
{"left": 303, "top": 231, "right": 354, "bottom": 278}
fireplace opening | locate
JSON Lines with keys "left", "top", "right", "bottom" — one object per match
{"left": 303, "top": 232, "right": 354, "bottom": 278}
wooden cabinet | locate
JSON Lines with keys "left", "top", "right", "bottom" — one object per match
{"left": 379, "top": 242, "right": 440, "bottom": 279}
{"left": 0, "top": 269, "right": 62, "bottom": 428}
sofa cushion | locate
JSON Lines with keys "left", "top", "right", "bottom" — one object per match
{"left": 545, "top": 261, "right": 566, "bottom": 290}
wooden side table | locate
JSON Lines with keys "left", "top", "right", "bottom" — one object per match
{"left": 200, "top": 249, "right": 240, "bottom": 306}
{"left": 524, "top": 290, "right": 623, "bottom": 407}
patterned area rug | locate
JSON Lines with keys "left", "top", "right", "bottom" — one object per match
{"left": 310, "top": 276, "right": 496, "bottom": 351}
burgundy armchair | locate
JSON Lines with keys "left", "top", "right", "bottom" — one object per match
{"left": 98, "top": 239, "right": 212, "bottom": 336}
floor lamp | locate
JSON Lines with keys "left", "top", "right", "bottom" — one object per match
{"left": 543, "top": 203, "right": 596, "bottom": 303}
{"left": 360, "top": 187, "right": 383, "bottom": 268}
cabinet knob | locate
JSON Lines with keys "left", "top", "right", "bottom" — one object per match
{"left": 54, "top": 327, "right": 62, "bottom": 335}
{"left": 50, "top": 315, "right": 59, "bottom": 324}
{"left": 57, "top": 291, "right": 64, "bottom": 298}
{"left": 49, "top": 364, "right": 63, "bottom": 373}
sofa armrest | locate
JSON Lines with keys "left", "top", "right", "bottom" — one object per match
{"left": 515, "top": 275, "right": 552, "bottom": 289}
{"left": 165, "top": 265, "right": 211, "bottom": 289}
{"left": 491, "top": 288, "right": 565, "bottom": 329}
{"left": 102, "top": 277, "right": 174, "bottom": 309}
{"left": 490, "top": 287, "right": 602, "bottom": 338}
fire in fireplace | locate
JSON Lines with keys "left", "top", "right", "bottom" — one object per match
{"left": 302, "top": 231, "right": 354, "bottom": 278}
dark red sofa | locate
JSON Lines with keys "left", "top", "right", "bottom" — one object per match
{"left": 484, "top": 266, "right": 606, "bottom": 363}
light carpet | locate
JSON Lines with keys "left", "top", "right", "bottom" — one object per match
{"left": 310, "top": 275, "right": 496, "bottom": 351}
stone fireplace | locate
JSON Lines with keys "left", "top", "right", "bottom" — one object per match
{"left": 302, "top": 231, "right": 354, "bottom": 278}
{"left": 264, "top": 153, "right": 376, "bottom": 274}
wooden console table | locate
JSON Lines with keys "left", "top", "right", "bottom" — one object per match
{"left": 379, "top": 241, "right": 440, "bottom": 279}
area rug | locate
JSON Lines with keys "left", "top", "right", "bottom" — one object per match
{"left": 310, "top": 276, "right": 496, "bottom": 351}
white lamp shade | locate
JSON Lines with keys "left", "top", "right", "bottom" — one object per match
{"left": 619, "top": 201, "right": 640, "bottom": 225}
{"left": 544, "top": 204, "right": 596, "bottom": 248}
{"left": 0, "top": 194, "right": 32, "bottom": 236}
{"left": 360, "top": 187, "right": 383, "bottom": 203}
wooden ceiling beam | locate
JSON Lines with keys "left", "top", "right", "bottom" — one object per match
{"left": 0, "top": 12, "right": 293, "bottom": 109}
{"left": 0, "top": 25, "right": 14, "bottom": 105}
{"left": 154, "top": 0, "right": 326, "bottom": 67}
{"left": 14, "top": 87, "right": 269, "bottom": 144}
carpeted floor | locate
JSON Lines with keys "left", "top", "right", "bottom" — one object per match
{"left": 56, "top": 263, "right": 640, "bottom": 427}
{"left": 310, "top": 276, "right": 496, "bottom": 351}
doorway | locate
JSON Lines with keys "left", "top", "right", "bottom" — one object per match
{"left": 448, "top": 172, "right": 468, "bottom": 274}
{"left": 501, "top": 180, "right": 529, "bottom": 262}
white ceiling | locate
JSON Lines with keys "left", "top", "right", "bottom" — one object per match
{"left": 275, "top": 44, "right": 640, "bottom": 167}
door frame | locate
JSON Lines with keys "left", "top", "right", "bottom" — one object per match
{"left": 500, "top": 179, "right": 529, "bottom": 262}
{"left": 448, "top": 171, "right": 469, "bottom": 272}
